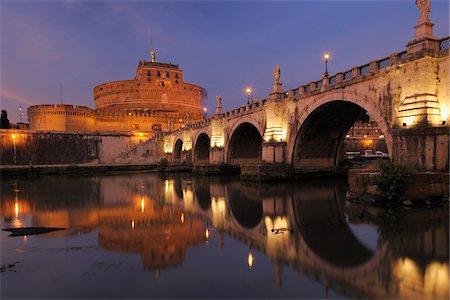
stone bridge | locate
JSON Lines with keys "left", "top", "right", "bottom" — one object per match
{"left": 117, "top": 25, "right": 449, "bottom": 172}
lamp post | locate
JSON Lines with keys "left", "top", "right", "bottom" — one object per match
{"left": 11, "top": 134, "right": 16, "bottom": 165}
{"left": 246, "top": 87, "right": 252, "bottom": 105}
{"left": 323, "top": 53, "right": 330, "bottom": 77}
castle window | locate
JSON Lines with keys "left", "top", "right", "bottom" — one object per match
{"left": 147, "top": 71, "right": 151, "bottom": 76}
{"left": 161, "top": 81, "right": 165, "bottom": 87}
{"left": 166, "top": 72, "right": 169, "bottom": 77}
{"left": 157, "top": 71, "right": 161, "bottom": 77}
{"left": 175, "top": 74, "right": 179, "bottom": 79}
{"left": 175, "top": 80, "right": 178, "bottom": 84}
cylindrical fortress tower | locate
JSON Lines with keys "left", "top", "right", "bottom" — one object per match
{"left": 28, "top": 104, "right": 95, "bottom": 131}
{"left": 27, "top": 52, "right": 208, "bottom": 133}
{"left": 94, "top": 61, "right": 206, "bottom": 117}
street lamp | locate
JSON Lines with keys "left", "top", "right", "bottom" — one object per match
{"left": 323, "top": 53, "right": 330, "bottom": 77}
{"left": 246, "top": 87, "right": 252, "bottom": 105}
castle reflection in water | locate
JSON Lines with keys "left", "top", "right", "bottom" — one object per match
{"left": 1, "top": 173, "right": 448, "bottom": 299}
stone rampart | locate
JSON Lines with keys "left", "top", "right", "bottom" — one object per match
{"left": 0, "top": 130, "right": 145, "bottom": 165}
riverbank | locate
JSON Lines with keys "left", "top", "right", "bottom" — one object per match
{"left": 0, "top": 163, "right": 158, "bottom": 178}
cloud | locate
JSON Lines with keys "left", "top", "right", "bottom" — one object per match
{"left": 1, "top": 88, "right": 36, "bottom": 106}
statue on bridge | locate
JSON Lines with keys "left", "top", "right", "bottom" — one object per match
{"left": 416, "top": 0, "right": 431, "bottom": 24}
{"left": 215, "top": 95, "right": 223, "bottom": 114}
{"left": 273, "top": 64, "right": 280, "bottom": 83}
{"left": 272, "top": 64, "right": 283, "bottom": 94}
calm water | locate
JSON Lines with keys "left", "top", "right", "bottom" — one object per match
{"left": 1, "top": 173, "right": 448, "bottom": 299}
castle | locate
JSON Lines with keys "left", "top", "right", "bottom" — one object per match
{"left": 27, "top": 51, "right": 207, "bottom": 134}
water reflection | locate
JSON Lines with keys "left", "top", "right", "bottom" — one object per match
{"left": 1, "top": 173, "right": 448, "bottom": 299}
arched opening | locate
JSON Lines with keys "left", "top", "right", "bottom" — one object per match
{"left": 292, "top": 101, "right": 388, "bottom": 169}
{"left": 173, "top": 139, "right": 183, "bottom": 163}
{"left": 194, "top": 133, "right": 210, "bottom": 163}
{"left": 228, "top": 122, "right": 262, "bottom": 165}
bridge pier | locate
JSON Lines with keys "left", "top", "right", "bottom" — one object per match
{"left": 182, "top": 150, "right": 192, "bottom": 163}
{"left": 262, "top": 142, "right": 287, "bottom": 163}
{"left": 209, "top": 147, "right": 224, "bottom": 164}
{"left": 392, "top": 126, "right": 449, "bottom": 172}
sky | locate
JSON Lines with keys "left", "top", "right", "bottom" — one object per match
{"left": 1, "top": 0, "right": 449, "bottom": 123}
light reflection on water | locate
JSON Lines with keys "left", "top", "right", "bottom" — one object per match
{"left": 0, "top": 173, "right": 448, "bottom": 299}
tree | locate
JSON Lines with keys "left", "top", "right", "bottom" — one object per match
{"left": 1, "top": 110, "right": 10, "bottom": 129}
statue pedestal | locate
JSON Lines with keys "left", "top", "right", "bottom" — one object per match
{"left": 407, "top": 21, "right": 439, "bottom": 58}
{"left": 414, "top": 21, "right": 434, "bottom": 40}
{"left": 272, "top": 82, "right": 282, "bottom": 94}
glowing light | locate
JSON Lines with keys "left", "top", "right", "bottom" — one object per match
{"left": 203, "top": 107, "right": 207, "bottom": 112}
{"left": 403, "top": 116, "right": 416, "bottom": 127}
{"left": 323, "top": 53, "right": 330, "bottom": 60}
{"left": 210, "top": 134, "right": 224, "bottom": 148}
{"left": 246, "top": 87, "right": 252, "bottom": 94}
{"left": 181, "top": 213, "right": 185, "bottom": 223}
{"left": 131, "top": 220, "right": 135, "bottom": 229}
{"left": 11, "top": 134, "right": 16, "bottom": 140}
{"left": 141, "top": 198, "right": 145, "bottom": 213}
{"left": 263, "top": 127, "right": 286, "bottom": 142}
{"left": 424, "top": 262, "right": 449, "bottom": 298}
{"left": 346, "top": 134, "right": 350, "bottom": 138}
{"left": 379, "top": 134, "right": 384, "bottom": 139}
{"left": 14, "top": 202, "right": 19, "bottom": 218}
{"left": 179, "top": 118, "right": 182, "bottom": 122}
{"left": 369, "top": 139, "right": 373, "bottom": 144}
{"left": 205, "top": 228, "right": 209, "bottom": 239}
{"left": 247, "top": 252, "right": 254, "bottom": 268}
{"left": 441, "top": 105, "right": 449, "bottom": 121}
{"left": 139, "top": 133, "right": 144, "bottom": 137}
{"left": 165, "top": 180, "right": 169, "bottom": 192}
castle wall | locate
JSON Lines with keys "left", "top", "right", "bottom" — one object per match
{"left": 0, "top": 130, "right": 145, "bottom": 165}
{"left": 28, "top": 104, "right": 95, "bottom": 131}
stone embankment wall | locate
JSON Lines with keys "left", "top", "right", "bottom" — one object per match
{"left": 348, "top": 169, "right": 449, "bottom": 200}
{"left": 0, "top": 130, "right": 144, "bottom": 165}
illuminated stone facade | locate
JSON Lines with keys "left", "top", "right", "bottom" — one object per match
{"left": 28, "top": 54, "right": 207, "bottom": 134}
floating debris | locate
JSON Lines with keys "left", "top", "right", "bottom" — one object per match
{"left": 2, "top": 227, "right": 66, "bottom": 237}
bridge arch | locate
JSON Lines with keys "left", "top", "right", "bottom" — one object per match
{"left": 173, "top": 139, "right": 183, "bottom": 162}
{"left": 288, "top": 91, "right": 392, "bottom": 168}
{"left": 193, "top": 132, "right": 210, "bottom": 163}
{"left": 227, "top": 121, "right": 263, "bottom": 164}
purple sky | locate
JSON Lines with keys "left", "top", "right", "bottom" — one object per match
{"left": 1, "top": 0, "right": 449, "bottom": 123}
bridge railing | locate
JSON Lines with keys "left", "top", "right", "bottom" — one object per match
{"left": 440, "top": 36, "right": 450, "bottom": 50}
{"left": 175, "top": 36, "right": 450, "bottom": 131}
{"left": 283, "top": 39, "right": 449, "bottom": 99}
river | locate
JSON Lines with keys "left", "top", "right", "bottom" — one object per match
{"left": 1, "top": 173, "right": 448, "bottom": 299}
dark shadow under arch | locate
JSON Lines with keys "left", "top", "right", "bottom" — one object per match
{"left": 173, "top": 139, "right": 183, "bottom": 162}
{"left": 194, "top": 133, "right": 210, "bottom": 163}
{"left": 293, "top": 101, "right": 378, "bottom": 169}
{"left": 228, "top": 122, "right": 262, "bottom": 165}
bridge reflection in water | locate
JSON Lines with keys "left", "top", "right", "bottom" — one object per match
{"left": 1, "top": 174, "right": 448, "bottom": 299}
